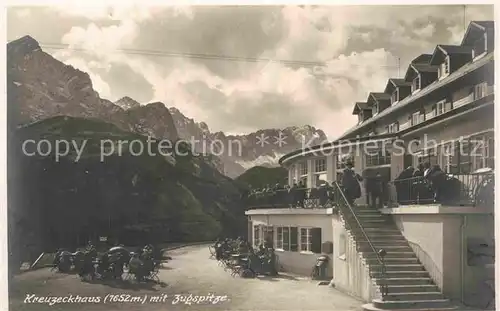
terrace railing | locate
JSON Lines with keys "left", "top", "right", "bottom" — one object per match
{"left": 245, "top": 187, "right": 335, "bottom": 209}
{"left": 387, "top": 171, "right": 494, "bottom": 207}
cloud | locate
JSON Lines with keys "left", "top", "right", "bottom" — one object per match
{"left": 8, "top": 5, "right": 494, "bottom": 139}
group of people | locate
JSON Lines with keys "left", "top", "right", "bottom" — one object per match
{"left": 394, "top": 162, "right": 450, "bottom": 204}
{"left": 52, "top": 241, "right": 162, "bottom": 282}
{"left": 212, "top": 237, "right": 278, "bottom": 277}
{"left": 244, "top": 181, "right": 334, "bottom": 208}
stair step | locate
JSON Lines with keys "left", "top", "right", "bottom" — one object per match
{"left": 355, "top": 214, "right": 386, "bottom": 218}
{"left": 370, "top": 298, "right": 454, "bottom": 310}
{"left": 362, "top": 302, "right": 458, "bottom": 311}
{"left": 371, "top": 271, "right": 429, "bottom": 278}
{"left": 363, "top": 252, "right": 417, "bottom": 258}
{"left": 374, "top": 277, "right": 434, "bottom": 286}
{"left": 384, "top": 292, "right": 445, "bottom": 301}
{"left": 365, "top": 258, "right": 419, "bottom": 264}
{"left": 356, "top": 235, "right": 406, "bottom": 240}
{"left": 351, "top": 225, "right": 401, "bottom": 234}
{"left": 355, "top": 209, "right": 382, "bottom": 213}
{"left": 369, "top": 264, "right": 424, "bottom": 272}
{"left": 384, "top": 284, "right": 440, "bottom": 293}
{"left": 359, "top": 245, "right": 412, "bottom": 251}
{"left": 356, "top": 240, "right": 409, "bottom": 246}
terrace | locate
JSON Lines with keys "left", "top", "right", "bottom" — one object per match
{"left": 245, "top": 171, "right": 494, "bottom": 210}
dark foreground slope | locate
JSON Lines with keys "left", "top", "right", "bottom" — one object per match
{"left": 8, "top": 116, "right": 247, "bottom": 266}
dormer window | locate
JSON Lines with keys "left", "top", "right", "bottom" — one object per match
{"left": 472, "top": 33, "right": 487, "bottom": 59}
{"left": 358, "top": 112, "right": 364, "bottom": 124}
{"left": 438, "top": 56, "right": 450, "bottom": 79}
{"left": 372, "top": 103, "right": 379, "bottom": 116}
{"left": 391, "top": 89, "right": 399, "bottom": 105}
{"left": 411, "top": 75, "right": 421, "bottom": 93}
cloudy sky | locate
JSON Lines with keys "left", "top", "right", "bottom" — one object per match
{"left": 6, "top": 4, "right": 494, "bottom": 139}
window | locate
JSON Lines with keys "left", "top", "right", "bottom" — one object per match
{"left": 299, "top": 161, "right": 308, "bottom": 176}
{"left": 299, "top": 227, "right": 322, "bottom": 253}
{"left": 315, "top": 158, "right": 326, "bottom": 172}
{"left": 439, "top": 57, "right": 450, "bottom": 79}
{"left": 474, "top": 82, "right": 487, "bottom": 100}
{"left": 411, "top": 111, "right": 423, "bottom": 126}
{"left": 366, "top": 150, "right": 391, "bottom": 167}
{"left": 433, "top": 101, "right": 445, "bottom": 117}
{"left": 289, "top": 165, "right": 297, "bottom": 184}
{"left": 372, "top": 103, "right": 379, "bottom": 116}
{"left": 276, "top": 227, "right": 283, "bottom": 249}
{"left": 358, "top": 113, "right": 364, "bottom": 124}
{"left": 263, "top": 226, "right": 274, "bottom": 248}
{"left": 447, "top": 133, "right": 495, "bottom": 174}
{"left": 391, "top": 89, "right": 399, "bottom": 105}
{"left": 275, "top": 227, "right": 292, "bottom": 251}
{"left": 486, "top": 136, "right": 495, "bottom": 169}
{"left": 253, "top": 225, "right": 261, "bottom": 247}
{"left": 387, "top": 122, "right": 399, "bottom": 133}
{"left": 300, "top": 228, "right": 312, "bottom": 252}
{"left": 418, "top": 149, "right": 438, "bottom": 167}
{"left": 412, "top": 75, "right": 421, "bottom": 92}
{"left": 470, "top": 132, "right": 494, "bottom": 171}
{"left": 472, "top": 34, "right": 487, "bottom": 58}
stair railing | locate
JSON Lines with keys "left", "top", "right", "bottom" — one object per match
{"left": 333, "top": 181, "right": 388, "bottom": 300}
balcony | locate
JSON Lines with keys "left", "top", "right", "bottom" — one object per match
{"left": 386, "top": 171, "right": 494, "bottom": 208}
{"left": 390, "top": 85, "right": 493, "bottom": 135}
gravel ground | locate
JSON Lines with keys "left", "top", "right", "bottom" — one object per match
{"left": 10, "top": 245, "right": 363, "bottom": 311}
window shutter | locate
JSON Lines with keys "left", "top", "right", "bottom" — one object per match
{"left": 311, "top": 228, "right": 322, "bottom": 254}
{"left": 290, "top": 227, "right": 298, "bottom": 251}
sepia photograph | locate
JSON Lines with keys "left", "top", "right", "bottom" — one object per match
{"left": 4, "top": 2, "right": 496, "bottom": 311}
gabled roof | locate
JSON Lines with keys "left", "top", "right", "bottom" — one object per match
{"left": 367, "top": 92, "right": 391, "bottom": 106}
{"left": 461, "top": 21, "right": 494, "bottom": 46}
{"left": 352, "top": 102, "right": 370, "bottom": 115}
{"left": 384, "top": 78, "right": 412, "bottom": 93}
{"left": 335, "top": 52, "right": 493, "bottom": 141}
{"left": 429, "top": 45, "right": 473, "bottom": 65}
{"left": 411, "top": 54, "right": 433, "bottom": 64}
{"left": 404, "top": 62, "right": 438, "bottom": 81}
{"left": 404, "top": 53, "right": 437, "bottom": 81}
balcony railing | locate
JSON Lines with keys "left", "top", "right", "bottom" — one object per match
{"left": 244, "top": 187, "right": 336, "bottom": 209}
{"left": 387, "top": 171, "right": 494, "bottom": 207}
{"left": 386, "top": 86, "right": 493, "bottom": 135}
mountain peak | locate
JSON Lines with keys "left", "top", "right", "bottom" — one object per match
{"left": 8, "top": 35, "right": 41, "bottom": 57}
{"left": 115, "top": 96, "right": 141, "bottom": 110}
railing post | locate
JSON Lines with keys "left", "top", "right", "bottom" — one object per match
{"left": 378, "top": 248, "right": 388, "bottom": 300}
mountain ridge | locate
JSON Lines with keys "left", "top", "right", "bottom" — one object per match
{"left": 7, "top": 35, "right": 329, "bottom": 177}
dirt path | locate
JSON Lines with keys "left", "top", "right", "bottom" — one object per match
{"left": 10, "top": 245, "right": 363, "bottom": 311}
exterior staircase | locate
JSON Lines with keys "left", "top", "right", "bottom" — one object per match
{"left": 340, "top": 205, "right": 459, "bottom": 311}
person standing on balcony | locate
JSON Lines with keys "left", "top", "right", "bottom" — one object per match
{"left": 425, "top": 164, "right": 447, "bottom": 203}
{"left": 412, "top": 163, "right": 425, "bottom": 203}
{"left": 289, "top": 183, "right": 298, "bottom": 208}
{"left": 371, "top": 172, "right": 384, "bottom": 209}
{"left": 342, "top": 160, "right": 363, "bottom": 205}
{"left": 297, "top": 180, "right": 306, "bottom": 207}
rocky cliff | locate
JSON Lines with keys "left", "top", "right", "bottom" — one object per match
{"left": 169, "top": 107, "right": 328, "bottom": 177}
{"left": 7, "top": 35, "right": 328, "bottom": 178}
